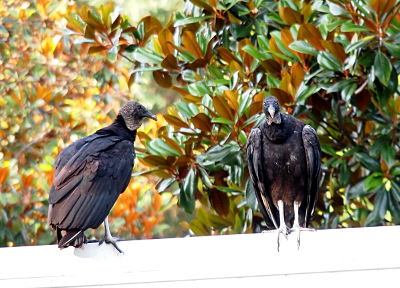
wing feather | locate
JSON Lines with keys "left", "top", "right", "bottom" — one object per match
{"left": 48, "top": 138, "right": 134, "bottom": 230}
{"left": 247, "top": 128, "right": 279, "bottom": 229}
{"left": 302, "top": 125, "right": 321, "bottom": 225}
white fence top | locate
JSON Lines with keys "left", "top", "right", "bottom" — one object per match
{"left": 1, "top": 226, "right": 399, "bottom": 288}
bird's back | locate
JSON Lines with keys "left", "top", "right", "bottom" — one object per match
{"left": 48, "top": 126, "right": 135, "bottom": 230}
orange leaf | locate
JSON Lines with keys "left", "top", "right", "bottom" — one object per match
{"left": 279, "top": 7, "right": 302, "bottom": 25}
{"left": 162, "top": 135, "right": 185, "bottom": 155}
{"left": 223, "top": 90, "right": 239, "bottom": 111}
{"left": 213, "top": 95, "right": 235, "bottom": 121}
{"left": 182, "top": 30, "right": 203, "bottom": 59}
{"left": 0, "top": 167, "right": 9, "bottom": 185}
{"left": 290, "top": 62, "right": 305, "bottom": 91}
{"left": 163, "top": 114, "right": 191, "bottom": 129}
{"left": 152, "top": 193, "right": 162, "bottom": 211}
{"left": 159, "top": 28, "right": 175, "bottom": 55}
{"left": 298, "top": 24, "right": 324, "bottom": 50}
{"left": 270, "top": 88, "right": 294, "bottom": 107}
{"left": 216, "top": 47, "right": 240, "bottom": 65}
{"left": 239, "top": 38, "right": 253, "bottom": 72}
{"left": 322, "top": 40, "right": 346, "bottom": 64}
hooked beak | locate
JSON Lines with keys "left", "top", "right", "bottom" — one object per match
{"left": 268, "top": 105, "right": 275, "bottom": 118}
{"left": 144, "top": 109, "right": 158, "bottom": 121}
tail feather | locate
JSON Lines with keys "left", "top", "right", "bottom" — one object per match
{"left": 57, "top": 228, "right": 86, "bottom": 249}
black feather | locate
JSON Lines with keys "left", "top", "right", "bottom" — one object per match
{"left": 247, "top": 96, "right": 321, "bottom": 230}
{"left": 48, "top": 101, "right": 157, "bottom": 249}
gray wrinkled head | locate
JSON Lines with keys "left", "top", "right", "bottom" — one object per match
{"left": 263, "top": 96, "right": 281, "bottom": 125}
{"left": 119, "top": 101, "right": 157, "bottom": 131}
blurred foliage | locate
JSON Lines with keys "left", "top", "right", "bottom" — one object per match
{"left": 69, "top": 0, "right": 400, "bottom": 235}
{"left": 0, "top": 0, "right": 172, "bottom": 247}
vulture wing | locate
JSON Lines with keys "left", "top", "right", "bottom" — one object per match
{"left": 247, "top": 128, "right": 279, "bottom": 229}
{"left": 301, "top": 125, "right": 321, "bottom": 225}
{"left": 48, "top": 135, "right": 134, "bottom": 230}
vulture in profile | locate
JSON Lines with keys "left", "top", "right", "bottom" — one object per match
{"left": 247, "top": 96, "right": 321, "bottom": 250}
{"left": 48, "top": 101, "right": 157, "bottom": 253}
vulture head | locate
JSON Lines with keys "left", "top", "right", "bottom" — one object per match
{"left": 263, "top": 96, "right": 281, "bottom": 125}
{"left": 119, "top": 101, "right": 158, "bottom": 131}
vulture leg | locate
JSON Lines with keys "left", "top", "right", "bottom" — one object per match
{"left": 276, "top": 200, "right": 289, "bottom": 251}
{"left": 261, "top": 200, "right": 289, "bottom": 251}
{"left": 291, "top": 201, "right": 315, "bottom": 249}
{"left": 99, "top": 216, "right": 124, "bottom": 254}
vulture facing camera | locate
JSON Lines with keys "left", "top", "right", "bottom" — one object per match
{"left": 247, "top": 96, "right": 321, "bottom": 250}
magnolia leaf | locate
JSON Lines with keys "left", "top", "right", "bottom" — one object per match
{"left": 374, "top": 50, "right": 392, "bottom": 86}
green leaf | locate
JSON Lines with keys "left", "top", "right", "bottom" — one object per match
{"left": 339, "top": 163, "right": 351, "bottom": 186}
{"left": 345, "top": 36, "right": 374, "bottom": 53}
{"left": 347, "top": 180, "right": 367, "bottom": 199}
{"left": 212, "top": 117, "right": 235, "bottom": 125}
{"left": 156, "top": 177, "right": 176, "bottom": 192}
{"left": 317, "top": 51, "right": 342, "bottom": 71}
{"left": 241, "top": 45, "right": 269, "bottom": 60}
{"left": 363, "top": 173, "right": 383, "bottom": 193}
{"left": 106, "top": 46, "right": 118, "bottom": 62}
{"left": 341, "top": 23, "right": 370, "bottom": 32}
{"left": 374, "top": 50, "right": 392, "bottom": 87}
{"left": 289, "top": 40, "right": 319, "bottom": 56}
{"left": 320, "top": 143, "right": 336, "bottom": 156}
{"left": 179, "top": 168, "right": 198, "bottom": 214}
{"left": 384, "top": 41, "right": 400, "bottom": 60}
{"left": 174, "top": 15, "right": 213, "bottom": 27}
{"left": 147, "top": 138, "right": 181, "bottom": 157}
{"left": 133, "top": 47, "right": 163, "bottom": 64}
{"left": 355, "top": 153, "right": 381, "bottom": 172}
{"left": 365, "top": 188, "right": 388, "bottom": 226}
{"left": 391, "top": 181, "right": 400, "bottom": 202}
{"left": 245, "top": 179, "right": 258, "bottom": 211}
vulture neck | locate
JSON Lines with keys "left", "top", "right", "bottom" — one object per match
{"left": 98, "top": 114, "right": 137, "bottom": 142}
{"left": 262, "top": 113, "right": 290, "bottom": 144}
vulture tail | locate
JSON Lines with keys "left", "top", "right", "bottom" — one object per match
{"left": 57, "top": 228, "right": 86, "bottom": 249}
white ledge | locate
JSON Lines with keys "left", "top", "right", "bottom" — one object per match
{"left": 1, "top": 226, "right": 400, "bottom": 287}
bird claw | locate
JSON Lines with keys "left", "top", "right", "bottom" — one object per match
{"left": 289, "top": 227, "right": 316, "bottom": 250}
{"left": 99, "top": 236, "right": 124, "bottom": 254}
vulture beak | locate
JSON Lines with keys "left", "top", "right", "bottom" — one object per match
{"left": 143, "top": 109, "right": 158, "bottom": 121}
{"left": 268, "top": 105, "right": 275, "bottom": 119}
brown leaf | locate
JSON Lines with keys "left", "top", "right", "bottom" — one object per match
{"left": 239, "top": 38, "right": 253, "bottom": 72}
{"left": 163, "top": 114, "right": 191, "bottom": 129}
{"left": 216, "top": 47, "right": 240, "bottom": 65}
{"left": 213, "top": 95, "right": 235, "bottom": 121}
{"left": 162, "top": 135, "right": 185, "bottom": 155}
{"left": 161, "top": 54, "right": 180, "bottom": 71}
{"left": 88, "top": 45, "right": 108, "bottom": 54}
{"left": 140, "top": 155, "right": 170, "bottom": 167}
{"left": 223, "top": 90, "right": 239, "bottom": 110}
{"left": 260, "top": 59, "right": 281, "bottom": 76}
{"left": 291, "top": 62, "right": 305, "bottom": 91}
{"left": 298, "top": 24, "right": 324, "bottom": 50}
{"left": 322, "top": 40, "right": 346, "bottom": 64}
{"left": 159, "top": 28, "right": 175, "bottom": 55}
{"left": 191, "top": 113, "right": 213, "bottom": 132}
{"left": 153, "top": 70, "right": 173, "bottom": 89}
{"left": 270, "top": 88, "right": 294, "bottom": 107}
{"left": 209, "top": 189, "right": 230, "bottom": 217}
{"left": 279, "top": 7, "right": 302, "bottom": 25}
{"left": 182, "top": 30, "right": 203, "bottom": 59}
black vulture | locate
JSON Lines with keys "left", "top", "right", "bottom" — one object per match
{"left": 247, "top": 96, "right": 321, "bottom": 250}
{"left": 48, "top": 101, "right": 157, "bottom": 253}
